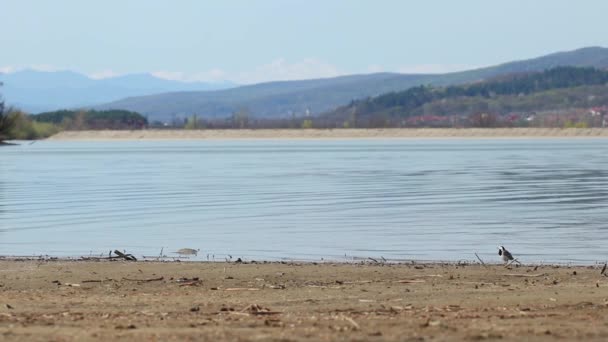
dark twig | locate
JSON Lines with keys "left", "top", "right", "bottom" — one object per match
{"left": 504, "top": 273, "right": 545, "bottom": 277}
{"left": 113, "top": 250, "right": 137, "bottom": 261}
{"left": 474, "top": 253, "right": 487, "bottom": 267}
{"left": 122, "top": 276, "right": 164, "bottom": 282}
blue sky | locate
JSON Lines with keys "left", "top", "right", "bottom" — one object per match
{"left": 1, "top": 0, "right": 607, "bottom": 83}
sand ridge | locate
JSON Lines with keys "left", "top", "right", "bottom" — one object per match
{"left": 47, "top": 128, "right": 608, "bottom": 140}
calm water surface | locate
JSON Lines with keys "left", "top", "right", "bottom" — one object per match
{"left": 1, "top": 139, "right": 608, "bottom": 263}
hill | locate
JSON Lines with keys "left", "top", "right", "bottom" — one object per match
{"left": 93, "top": 47, "right": 608, "bottom": 122}
{"left": 0, "top": 70, "right": 235, "bottom": 113}
{"left": 321, "top": 67, "right": 608, "bottom": 128}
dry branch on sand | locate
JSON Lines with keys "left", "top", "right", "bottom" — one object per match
{"left": 395, "top": 279, "right": 426, "bottom": 283}
{"left": 475, "top": 253, "right": 488, "bottom": 267}
{"left": 113, "top": 250, "right": 137, "bottom": 261}
{"left": 121, "top": 276, "right": 164, "bottom": 282}
{"left": 240, "top": 304, "right": 281, "bottom": 315}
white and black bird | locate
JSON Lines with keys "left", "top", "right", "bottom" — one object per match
{"left": 498, "top": 246, "right": 519, "bottom": 265}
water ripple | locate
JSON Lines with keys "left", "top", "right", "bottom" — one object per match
{"left": 1, "top": 139, "right": 608, "bottom": 263}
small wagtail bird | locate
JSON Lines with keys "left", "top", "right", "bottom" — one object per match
{"left": 498, "top": 246, "right": 520, "bottom": 266}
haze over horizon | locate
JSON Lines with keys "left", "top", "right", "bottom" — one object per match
{"left": 2, "top": 0, "right": 608, "bottom": 85}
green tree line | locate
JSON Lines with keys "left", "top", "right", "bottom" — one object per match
{"left": 35, "top": 109, "right": 148, "bottom": 130}
{"left": 325, "top": 67, "right": 608, "bottom": 127}
{"left": 1, "top": 105, "right": 148, "bottom": 141}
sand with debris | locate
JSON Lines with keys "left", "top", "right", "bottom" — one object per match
{"left": 47, "top": 128, "right": 608, "bottom": 140}
{"left": 1, "top": 260, "right": 607, "bottom": 341}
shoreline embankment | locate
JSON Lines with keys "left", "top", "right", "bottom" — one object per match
{"left": 46, "top": 127, "right": 608, "bottom": 140}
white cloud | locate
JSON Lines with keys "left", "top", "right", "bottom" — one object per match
{"left": 2, "top": 60, "right": 481, "bottom": 84}
{"left": 151, "top": 58, "right": 342, "bottom": 84}
{"left": 0, "top": 64, "right": 67, "bottom": 74}
{"left": 0, "top": 66, "right": 18, "bottom": 74}
{"left": 150, "top": 70, "right": 186, "bottom": 81}
{"left": 151, "top": 68, "right": 228, "bottom": 83}
{"left": 397, "top": 64, "right": 478, "bottom": 74}
{"left": 2, "top": 59, "right": 344, "bottom": 84}
{"left": 88, "top": 69, "right": 123, "bottom": 79}
{"left": 233, "top": 58, "right": 342, "bottom": 84}
{"left": 28, "top": 64, "right": 63, "bottom": 72}
{"left": 148, "top": 60, "right": 482, "bottom": 84}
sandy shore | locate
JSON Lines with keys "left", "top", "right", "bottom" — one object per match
{"left": 1, "top": 260, "right": 607, "bottom": 341}
{"left": 47, "top": 128, "right": 608, "bottom": 140}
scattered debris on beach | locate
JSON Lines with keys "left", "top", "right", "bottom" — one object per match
{"left": 1, "top": 261, "right": 608, "bottom": 340}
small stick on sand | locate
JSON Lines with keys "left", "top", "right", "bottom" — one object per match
{"left": 122, "top": 276, "right": 164, "bottom": 282}
{"left": 341, "top": 315, "right": 360, "bottom": 330}
{"left": 113, "top": 250, "right": 137, "bottom": 261}
{"left": 474, "top": 253, "right": 487, "bottom": 267}
{"left": 240, "top": 304, "right": 281, "bottom": 315}
{"left": 343, "top": 280, "right": 373, "bottom": 284}
{"left": 224, "top": 288, "right": 260, "bottom": 291}
{"left": 395, "top": 279, "right": 426, "bottom": 283}
{"left": 505, "top": 258, "right": 522, "bottom": 267}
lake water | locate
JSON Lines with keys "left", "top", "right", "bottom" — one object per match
{"left": 1, "top": 139, "right": 608, "bottom": 264}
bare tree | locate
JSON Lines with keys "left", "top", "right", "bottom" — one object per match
{"left": 0, "top": 82, "right": 17, "bottom": 142}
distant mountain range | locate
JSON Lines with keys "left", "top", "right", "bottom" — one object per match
{"left": 92, "top": 47, "right": 608, "bottom": 122}
{"left": 3, "top": 47, "right": 608, "bottom": 121}
{"left": 0, "top": 70, "right": 235, "bottom": 113}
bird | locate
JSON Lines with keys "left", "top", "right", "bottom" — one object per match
{"left": 173, "top": 248, "right": 200, "bottom": 256}
{"left": 498, "top": 246, "right": 519, "bottom": 265}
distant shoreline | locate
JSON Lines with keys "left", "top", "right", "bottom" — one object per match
{"left": 46, "top": 128, "right": 608, "bottom": 140}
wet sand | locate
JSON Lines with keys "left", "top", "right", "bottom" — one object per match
{"left": 1, "top": 260, "right": 607, "bottom": 341}
{"left": 47, "top": 128, "right": 608, "bottom": 140}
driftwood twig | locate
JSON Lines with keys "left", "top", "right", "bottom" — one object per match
{"left": 474, "top": 253, "right": 487, "bottom": 267}
{"left": 240, "top": 304, "right": 282, "bottom": 315}
{"left": 122, "top": 276, "right": 164, "bottom": 282}
{"left": 224, "top": 288, "right": 260, "bottom": 291}
{"left": 341, "top": 315, "right": 360, "bottom": 330}
{"left": 504, "top": 273, "right": 545, "bottom": 278}
{"left": 113, "top": 250, "right": 137, "bottom": 261}
{"left": 505, "top": 258, "right": 522, "bottom": 267}
{"left": 395, "top": 279, "right": 426, "bottom": 283}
